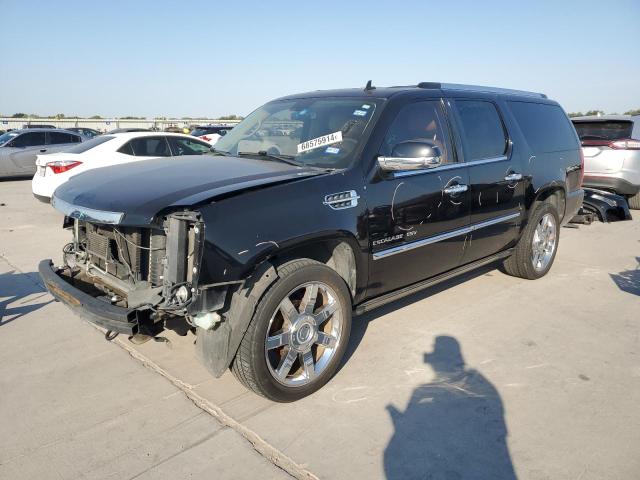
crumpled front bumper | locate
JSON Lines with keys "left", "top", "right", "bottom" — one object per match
{"left": 38, "top": 259, "right": 142, "bottom": 335}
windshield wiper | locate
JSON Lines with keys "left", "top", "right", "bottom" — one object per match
{"left": 210, "top": 148, "right": 233, "bottom": 156}
{"left": 238, "top": 151, "right": 304, "bottom": 167}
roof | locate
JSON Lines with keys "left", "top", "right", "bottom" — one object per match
{"left": 571, "top": 114, "right": 637, "bottom": 122}
{"left": 10, "top": 127, "right": 84, "bottom": 134}
{"left": 107, "top": 131, "right": 198, "bottom": 140}
{"left": 276, "top": 82, "right": 548, "bottom": 102}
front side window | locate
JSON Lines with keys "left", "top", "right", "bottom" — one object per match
{"left": 167, "top": 136, "right": 211, "bottom": 155}
{"left": 11, "top": 131, "right": 46, "bottom": 148}
{"left": 0, "top": 131, "right": 19, "bottom": 146}
{"left": 128, "top": 137, "right": 171, "bottom": 156}
{"left": 454, "top": 100, "right": 507, "bottom": 160}
{"left": 214, "top": 97, "right": 380, "bottom": 169}
{"left": 380, "top": 100, "right": 453, "bottom": 163}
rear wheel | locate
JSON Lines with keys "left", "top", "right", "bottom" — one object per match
{"left": 628, "top": 192, "right": 640, "bottom": 210}
{"left": 231, "top": 259, "right": 352, "bottom": 402}
{"left": 503, "top": 202, "right": 560, "bottom": 280}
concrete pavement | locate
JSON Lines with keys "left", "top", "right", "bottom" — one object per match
{"left": 1, "top": 178, "right": 639, "bottom": 479}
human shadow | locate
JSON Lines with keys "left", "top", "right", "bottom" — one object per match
{"left": 0, "top": 270, "right": 52, "bottom": 326}
{"left": 384, "top": 336, "right": 516, "bottom": 480}
{"left": 609, "top": 256, "right": 640, "bottom": 297}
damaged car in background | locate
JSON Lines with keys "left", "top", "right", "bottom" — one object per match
{"left": 40, "top": 82, "right": 583, "bottom": 402}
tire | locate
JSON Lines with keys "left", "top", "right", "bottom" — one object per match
{"left": 628, "top": 192, "right": 640, "bottom": 210}
{"left": 503, "top": 202, "right": 560, "bottom": 280}
{"left": 231, "top": 259, "right": 352, "bottom": 402}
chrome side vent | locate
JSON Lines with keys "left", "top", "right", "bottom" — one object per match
{"left": 323, "top": 190, "right": 360, "bottom": 210}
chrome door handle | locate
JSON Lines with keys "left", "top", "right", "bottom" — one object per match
{"left": 504, "top": 173, "right": 522, "bottom": 182}
{"left": 443, "top": 184, "right": 468, "bottom": 195}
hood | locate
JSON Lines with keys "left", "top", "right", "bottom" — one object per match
{"left": 52, "top": 154, "right": 324, "bottom": 226}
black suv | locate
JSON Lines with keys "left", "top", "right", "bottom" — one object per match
{"left": 39, "top": 82, "right": 583, "bottom": 401}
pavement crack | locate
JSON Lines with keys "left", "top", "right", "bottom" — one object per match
{"left": 105, "top": 331, "right": 317, "bottom": 480}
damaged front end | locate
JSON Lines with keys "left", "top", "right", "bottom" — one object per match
{"left": 39, "top": 207, "right": 229, "bottom": 340}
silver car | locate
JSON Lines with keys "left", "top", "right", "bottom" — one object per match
{"left": 0, "top": 128, "right": 84, "bottom": 178}
{"left": 572, "top": 115, "right": 640, "bottom": 209}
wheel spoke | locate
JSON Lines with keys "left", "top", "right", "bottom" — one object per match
{"left": 301, "top": 349, "right": 316, "bottom": 380}
{"left": 266, "top": 330, "right": 291, "bottom": 350}
{"left": 316, "top": 331, "right": 337, "bottom": 348}
{"left": 275, "top": 348, "right": 297, "bottom": 379}
{"left": 279, "top": 297, "right": 298, "bottom": 322}
{"left": 300, "top": 284, "right": 319, "bottom": 315}
{"left": 314, "top": 301, "right": 338, "bottom": 327}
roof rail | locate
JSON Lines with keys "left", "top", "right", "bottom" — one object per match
{"left": 440, "top": 83, "right": 547, "bottom": 98}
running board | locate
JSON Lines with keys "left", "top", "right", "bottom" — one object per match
{"left": 354, "top": 249, "right": 513, "bottom": 315}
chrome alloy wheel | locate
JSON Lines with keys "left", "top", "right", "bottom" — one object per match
{"left": 265, "top": 281, "right": 343, "bottom": 387}
{"left": 531, "top": 213, "right": 557, "bottom": 271}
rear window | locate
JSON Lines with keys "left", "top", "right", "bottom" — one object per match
{"left": 65, "top": 135, "right": 115, "bottom": 153}
{"left": 572, "top": 121, "right": 633, "bottom": 141}
{"left": 509, "top": 101, "right": 578, "bottom": 153}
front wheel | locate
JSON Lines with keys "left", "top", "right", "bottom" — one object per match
{"left": 231, "top": 259, "right": 352, "bottom": 402}
{"left": 503, "top": 202, "right": 560, "bottom": 280}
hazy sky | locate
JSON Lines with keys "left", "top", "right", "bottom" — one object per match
{"left": 1, "top": 0, "right": 638, "bottom": 118}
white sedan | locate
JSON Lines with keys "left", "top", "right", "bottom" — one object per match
{"left": 32, "top": 132, "right": 212, "bottom": 202}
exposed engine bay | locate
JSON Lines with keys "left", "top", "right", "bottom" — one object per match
{"left": 58, "top": 211, "right": 228, "bottom": 336}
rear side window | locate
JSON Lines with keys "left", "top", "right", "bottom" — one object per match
{"left": 118, "top": 141, "right": 135, "bottom": 156}
{"left": 127, "top": 137, "right": 171, "bottom": 157}
{"left": 572, "top": 121, "right": 633, "bottom": 141}
{"left": 509, "top": 101, "right": 578, "bottom": 153}
{"left": 453, "top": 100, "right": 507, "bottom": 160}
{"left": 47, "top": 132, "right": 80, "bottom": 145}
{"left": 11, "top": 131, "right": 46, "bottom": 147}
{"left": 167, "top": 136, "right": 211, "bottom": 155}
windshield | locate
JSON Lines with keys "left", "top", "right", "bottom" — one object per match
{"left": 214, "top": 97, "right": 380, "bottom": 169}
{"left": 64, "top": 135, "right": 115, "bottom": 153}
{"left": 573, "top": 121, "right": 633, "bottom": 141}
{"left": 0, "top": 131, "right": 19, "bottom": 146}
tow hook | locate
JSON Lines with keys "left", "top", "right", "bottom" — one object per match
{"left": 105, "top": 330, "right": 119, "bottom": 341}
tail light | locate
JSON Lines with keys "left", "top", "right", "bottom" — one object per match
{"left": 610, "top": 139, "right": 640, "bottom": 150}
{"left": 47, "top": 160, "right": 83, "bottom": 174}
{"left": 200, "top": 135, "right": 211, "bottom": 142}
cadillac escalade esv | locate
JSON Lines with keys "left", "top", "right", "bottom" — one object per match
{"left": 39, "top": 82, "right": 583, "bottom": 402}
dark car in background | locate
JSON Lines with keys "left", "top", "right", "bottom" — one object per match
{"left": 571, "top": 115, "right": 640, "bottom": 209}
{"left": 0, "top": 128, "right": 83, "bottom": 178}
{"left": 67, "top": 127, "right": 101, "bottom": 138}
{"left": 191, "top": 124, "right": 234, "bottom": 144}
{"left": 40, "top": 82, "right": 583, "bottom": 401}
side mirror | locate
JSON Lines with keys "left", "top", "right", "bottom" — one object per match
{"left": 219, "top": 130, "right": 227, "bottom": 136}
{"left": 378, "top": 141, "right": 442, "bottom": 172}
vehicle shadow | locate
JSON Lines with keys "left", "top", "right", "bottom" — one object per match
{"left": 342, "top": 262, "right": 499, "bottom": 368}
{"left": 0, "top": 270, "right": 52, "bottom": 326}
{"left": 384, "top": 336, "right": 516, "bottom": 480}
{"left": 609, "top": 258, "right": 640, "bottom": 296}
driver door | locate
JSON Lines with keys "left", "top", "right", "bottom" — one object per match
{"left": 9, "top": 131, "right": 47, "bottom": 175}
{"left": 366, "top": 100, "right": 471, "bottom": 297}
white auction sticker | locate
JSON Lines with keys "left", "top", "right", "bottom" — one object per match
{"left": 297, "top": 131, "right": 343, "bottom": 154}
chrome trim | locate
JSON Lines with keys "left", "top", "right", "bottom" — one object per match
{"left": 392, "top": 156, "right": 508, "bottom": 178}
{"left": 323, "top": 190, "right": 360, "bottom": 210}
{"left": 52, "top": 196, "right": 124, "bottom": 225}
{"left": 372, "top": 211, "right": 520, "bottom": 260}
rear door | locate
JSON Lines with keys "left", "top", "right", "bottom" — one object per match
{"left": 367, "top": 99, "right": 471, "bottom": 297}
{"left": 45, "top": 131, "right": 82, "bottom": 154}
{"left": 450, "top": 99, "right": 523, "bottom": 263}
